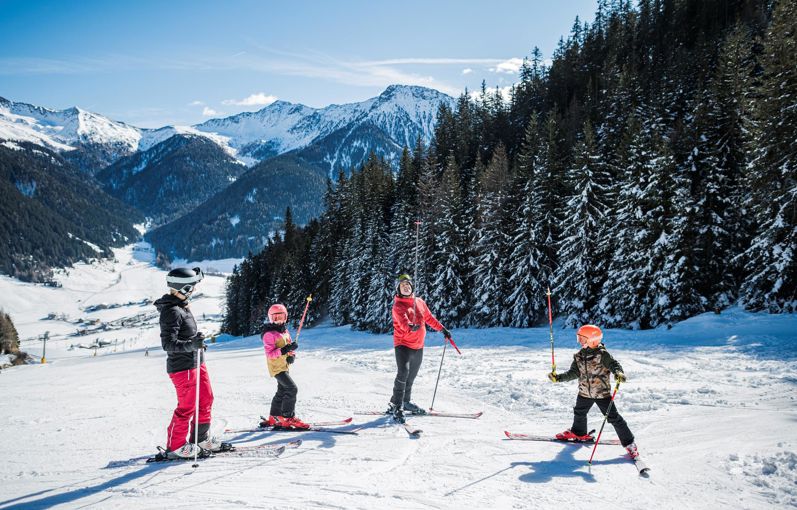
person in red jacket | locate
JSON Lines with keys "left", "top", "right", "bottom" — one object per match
{"left": 387, "top": 274, "right": 451, "bottom": 423}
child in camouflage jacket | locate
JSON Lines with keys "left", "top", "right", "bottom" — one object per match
{"left": 548, "top": 324, "right": 639, "bottom": 458}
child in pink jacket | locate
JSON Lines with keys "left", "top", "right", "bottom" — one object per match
{"left": 259, "top": 303, "right": 309, "bottom": 430}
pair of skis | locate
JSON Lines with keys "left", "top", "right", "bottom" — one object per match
{"left": 224, "top": 416, "right": 361, "bottom": 435}
{"left": 355, "top": 409, "right": 484, "bottom": 437}
{"left": 143, "top": 439, "right": 302, "bottom": 464}
{"left": 504, "top": 430, "right": 650, "bottom": 475}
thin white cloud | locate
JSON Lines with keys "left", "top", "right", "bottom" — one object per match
{"left": 489, "top": 58, "right": 524, "bottom": 74}
{"left": 202, "top": 106, "right": 219, "bottom": 117}
{"left": 0, "top": 50, "right": 524, "bottom": 99}
{"left": 222, "top": 93, "right": 278, "bottom": 106}
{"left": 189, "top": 100, "right": 205, "bottom": 106}
{"left": 359, "top": 57, "right": 505, "bottom": 66}
{"left": 462, "top": 68, "right": 473, "bottom": 75}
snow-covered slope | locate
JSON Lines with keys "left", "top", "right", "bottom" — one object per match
{"left": 0, "top": 244, "right": 795, "bottom": 509}
{"left": 0, "top": 97, "right": 240, "bottom": 169}
{"left": 0, "top": 96, "right": 140, "bottom": 156}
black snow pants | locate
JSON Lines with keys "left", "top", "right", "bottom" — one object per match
{"left": 270, "top": 372, "right": 298, "bottom": 417}
{"left": 571, "top": 394, "right": 635, "bottom": 446}
{"left": 390, "top": 345, "right": 424, "bottom": 408}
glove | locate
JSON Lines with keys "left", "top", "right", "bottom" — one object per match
{"left": 441, "top": 327, "right": 452, "bottom": 340}
{"left": 615, "top": 371, "right": 627, "bottom": 383}
{"left": 286, "top": 354, "right": 295, "bottom": 364}
{"left": 409, "top": 323, "right": 420, "bottom": 332}
{"left": 547, "top": 372, "right": 559, "bottom": 383}
{"left": 191, "top": 333, "right": 206, "bottom": 350}
{"left": 280, "top": 342, "right": 298, "bottom": 355}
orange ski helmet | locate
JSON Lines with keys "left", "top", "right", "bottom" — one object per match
{"left": 268, "top": 304, "right": 288, "bottom": 324}
{"left": 576, "top": 324, "right": 603, "bottom": 348}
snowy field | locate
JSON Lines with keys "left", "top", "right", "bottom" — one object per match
{"left": 0, "top": 245, "right": 795, "bottom": 509}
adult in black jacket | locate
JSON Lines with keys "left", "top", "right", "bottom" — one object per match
{"left": 154, "top": 267, "right": 221, "bottom": 459}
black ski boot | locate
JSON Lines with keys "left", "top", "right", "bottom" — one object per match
{"left": 386, "top": 402, "right": 406, "bottom": 424}
{"left": 403, "top": 401, "right": 427, "bottom": 415}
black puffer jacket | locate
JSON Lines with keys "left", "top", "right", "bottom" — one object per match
{"left": 154, "top": 294, "right": 204, "bottom": 373}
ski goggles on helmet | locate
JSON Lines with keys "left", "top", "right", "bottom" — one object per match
{"left": 166, "top": 267, "right": 204, "bottom": 295}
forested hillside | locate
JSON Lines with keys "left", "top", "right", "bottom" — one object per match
{"left": 223, "top": 0, "right": 796, "bottom": 335}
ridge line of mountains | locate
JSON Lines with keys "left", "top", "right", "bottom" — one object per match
{"left": 0, "top": 85, "right": 454, "bottom": 279}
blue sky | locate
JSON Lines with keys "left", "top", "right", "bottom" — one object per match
{"left": 0, "top": 0, "right": 597, "bottom": 127}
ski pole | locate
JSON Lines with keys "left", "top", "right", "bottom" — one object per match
{"left": 429, "top": 337, "right": 447, "bottom": 411}
{"left": 294, "top": 294, "right": 313, "bottom": 342}
{"left": 588, "top": 380, "right": 621, "bottom": 466}
{"left": 546, "top": 287, "right": 556, "bottom": 374}
{"left": 192, "top": 347, "right": 202, "bottom": 468}
{"left": 412, "top": 220, "right": 421, "bottom": 322}
{"left": 430, "top": 333, "right": 461, "bottom": 410}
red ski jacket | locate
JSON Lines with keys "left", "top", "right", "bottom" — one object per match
{"left": 392, "top": 295, "right": 444, "bottom": 349}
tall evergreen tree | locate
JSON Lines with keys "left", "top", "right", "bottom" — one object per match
{"left": 555, "top": 121, "right": 611, "bottom": 326}
{"left": 472, "top": 144, "right": 511, "bottom": 326}
{"left": 505, "top": 115, "right": 548, "bottom": 327}
{"left": 740, "top": 0, "right": 797, "bottom": 312}
{"left": 428, "top": 153, "right": 467, "bottom": 326}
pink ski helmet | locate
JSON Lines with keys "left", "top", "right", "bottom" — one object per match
{"left": 268, "top": 304, "right": 288, "bottom": 324}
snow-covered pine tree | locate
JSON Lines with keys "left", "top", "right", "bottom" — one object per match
{"left": 706, "top": 24, "right": 756, "bottom": 308}
{"left": 554, "top": 121, "right": 611, "bottom": 326}
{"left": 472, "top": 144, "right": 511, "bottom": 327}
{"left": 505, "top": 115, "right": 549, "bottom": 327}
{"left": 538, "top": 111, "right": 565, "bottom": 278}
{"left": 739, "top": 0, "right": 797, "bottom": 313}
{"left": 360, "top": 156, "right": 395, "bottom": 332}
{"left": 414, "top": 148, "right": 440, "bottom": 303}
{"left": 599, "top": 112, "right": 660, "bottom": 328}
{"left": 329, "top": 172, "right": 355, "bottom": 326}
{"left": 428, "top": 153, "right": 467, "bottom": 326}
{"left": 644, "top": 139, "right": 692, "bottom": 328}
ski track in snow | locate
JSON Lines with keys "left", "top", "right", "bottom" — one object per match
{"left": 0, "top": 245, "right": 795, "bottom": 509}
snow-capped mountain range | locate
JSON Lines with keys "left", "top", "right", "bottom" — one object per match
{"left": 0, "top": 85, "right": 454, "bottom": 176}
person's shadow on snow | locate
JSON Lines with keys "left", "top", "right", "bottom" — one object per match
{"left": 514, "top": 445, "right": 627, "bottom": 484}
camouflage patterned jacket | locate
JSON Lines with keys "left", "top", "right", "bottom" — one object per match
{"left": 556, "top": 346, "right": 624, "bottom": 399}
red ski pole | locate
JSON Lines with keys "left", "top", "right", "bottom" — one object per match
{"left": 546, "top": 287, "right": 556, "bottom": 375}
{"left": 588, "top": 380, "right": 621, "bottom": 466}
{"left": 294, "top": 295, "right": 313, "bottom": 342}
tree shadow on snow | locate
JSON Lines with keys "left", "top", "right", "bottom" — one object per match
{"left": 0, "top": 462, "right": 172, "bottom": 509}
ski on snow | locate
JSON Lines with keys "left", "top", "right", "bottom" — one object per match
{"left": 503, "top": 430, "right": 622, "bottom": 445}
{"left": 398, "top": 421, "right": 422, "bottom": 436}
{"left": 505, "top": 431, "right": 650, "bottom": 475}
{"left": 142, "top": 439, "right": 301, "bottom": 464}
{"left": 224, "top": 417, "right": 360, "bottom": 435}
{"left": 355, "top": 410, "right": 482, "bottom": 419}
{"left": 633, "top": 458, "right": 651, "bottom": 475}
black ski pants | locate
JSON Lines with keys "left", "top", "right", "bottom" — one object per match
{"left": 571, "top": 394, "right": 635, "bottom": 446}
{"left": 390, "top": 345, "right": 423, "bottom": 408}
{"left": 270, "top": 372, "right": 298, "bottom": 417}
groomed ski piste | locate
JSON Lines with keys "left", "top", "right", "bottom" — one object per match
{"left": 1, "top": 244, "right": 795, "bottom": 509}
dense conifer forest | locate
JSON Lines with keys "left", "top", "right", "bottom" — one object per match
{"left": 223, "top": 0, "right": 796, "bottom": 335}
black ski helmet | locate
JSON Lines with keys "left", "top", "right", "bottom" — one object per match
{"left": 396, "top": 274, "right": 414, "bottom": 296}
{"left": 166, "top": 267, "right": 204, "bottom": 295}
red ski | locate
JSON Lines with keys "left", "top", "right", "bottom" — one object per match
{"left": 224, "top": 417, "right": 353, "bottom": 434}
{"left": 503, "top": 430, "right": 622, "bottom": 445}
